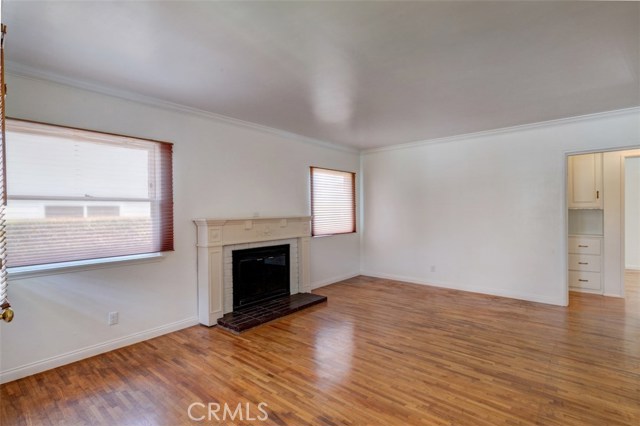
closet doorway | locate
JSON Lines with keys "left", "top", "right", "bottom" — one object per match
{"left": 566, "top": 148, "right": 640, "bottom": 301}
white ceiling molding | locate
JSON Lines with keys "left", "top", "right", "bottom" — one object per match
{"left": 362, "top": 106, "right": 640, "bottom": 155}
{"left": 6, "top": 62, "right": 358, "bottom": 154}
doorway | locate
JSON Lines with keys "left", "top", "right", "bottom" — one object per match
{"left": 566, "top": 148, "right": 640, "bottom": 301}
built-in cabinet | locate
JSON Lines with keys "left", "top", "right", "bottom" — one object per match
{"left": 568, "top": 235, "right": 603, "bottom": 293}
{"left": 567, "top": 152, "right": 604, "bottom": 294}
{"left": 568, "top": 153, "right": 603, "bottom": 209}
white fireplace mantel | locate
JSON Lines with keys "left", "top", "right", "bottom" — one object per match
{"left": 194, "top": 216, "right": 312, "bottom": 326}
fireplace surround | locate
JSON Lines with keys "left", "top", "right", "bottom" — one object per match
{"left": 194, "top": 216, "right": 311, "bottom": 326}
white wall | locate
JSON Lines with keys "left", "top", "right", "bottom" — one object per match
{"left": 0, "top": 74, "right": 360, "bottom": 383}
{"left": 625, "top": 157, "right": 640, "bottom": 270}
{"left": 361, "top": 109, "right": 640, "bottom": 305}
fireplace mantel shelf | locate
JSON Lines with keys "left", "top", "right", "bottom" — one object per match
{"left": 194, "top": 216, "right": 312, "bottom": 226}
{"left": 194, "top": 216, "right": 312, "bottom": 326}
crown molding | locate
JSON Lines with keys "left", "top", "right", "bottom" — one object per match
{"left": 8, "top": 62, "right": 639, "bottom": 156}
{"left": 6, "top": 61, "right": 359, "bottom": 154}
{"left": 363, "top": 106, "right": 640, "bottom": 155}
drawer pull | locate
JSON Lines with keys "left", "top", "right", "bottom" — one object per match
{"left": 578, "top": 262, "right": 588, "bottom": 265}
{"left": 578, "top": 279, "right": 589, "bottom": 282}
{"left": 578, "top": 245, "right": 589, "bottom": 248}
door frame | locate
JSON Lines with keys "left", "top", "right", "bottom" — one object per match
{"left": 563, "top": 145, "right": 640, "bottom": 303}
{"left": 621, "top": 154, "right": 640, "bottom": 297}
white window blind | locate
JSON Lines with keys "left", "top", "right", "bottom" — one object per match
{"left": 310, "top": 167, "right": 356, "bottom": 236}
{"left": 0, "top": 23, "right": 11, "bottom": 322}
{"left": 5, "top": 119, "right": 173, "bottom": 268}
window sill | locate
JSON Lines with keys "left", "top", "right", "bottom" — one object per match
{"left": 7, "top": 252, "right": 167, "bottom": 280}
{"left": 312, "top": 231, "right": 358, "bottom": 238}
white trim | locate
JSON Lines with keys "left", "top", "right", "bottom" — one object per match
{"left": 620, "top": 154, "right": 626, "bottom": 298}
{"left": 363, "top": 107, "right": 640, "bottom": 155}
{"left": 0, "top": 317, "right": 199, "bottom": 384}
{"left": 358, "top": 154, "right": 365, "bottom": 274}
{"left": 361, "top": 271, "right": 566, "bottom": 306}
{"left": 311, "top": 272, "right": 360, "bottom": 290}
{"left": 7, "top": 252, "right": 166, "bottom": 280}
{"left": 562, "top": 152, "right": 570, "bottom": 306}
{"left": 626, "top": 265, "right": 640, "bottom": 271}
{"left": 6, "top": 63, "right": 358, "bottom": 154}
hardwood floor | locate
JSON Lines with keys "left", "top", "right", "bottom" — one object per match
{"left": 2, "top": 275, "right": 639, "bottom": 425}
{"left": 624, "top": 269, "right": 639, "bottom": 299}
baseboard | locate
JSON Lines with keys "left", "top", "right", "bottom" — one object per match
{"left": 603, "top": 293, "right": 624, "bottom": 298}
{"left": 311, "top": 272, "right": 360, "bottom": 290}
{"left": 0, "top": 317, "right": 199, "bottom": 384}
{"left": 625, "top": 265, "right": 640, "bottom": 271}
{"left": 361, "top": 271, "right": 566, "bottom": 306}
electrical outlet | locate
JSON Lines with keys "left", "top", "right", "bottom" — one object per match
{"left": 108, "top": 311, "right": 119, "bottom": 325}
{"left": 430, "top": 265, "right": 436, "bottom": 272}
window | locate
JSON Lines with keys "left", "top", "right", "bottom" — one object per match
{"left": 310, "top": 167, "right": 356, "bottom": 236}
{"left": 5, "top": 119, "right": 173, "bottom": 268}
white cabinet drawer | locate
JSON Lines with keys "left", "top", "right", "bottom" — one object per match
{"left": 569, "top": 271, "right": 601, "bottom": 290}
{"left": 568, "top": 254, "right": 600, "bottom": 272}
{"left": 568, "top": 236, "right": 601, "bottom": 255}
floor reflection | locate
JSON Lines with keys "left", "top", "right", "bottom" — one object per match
{"left": 313, "top": 320, "right": 354, "bottom": 389}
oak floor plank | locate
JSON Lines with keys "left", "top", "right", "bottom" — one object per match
{"left": 2, "top": 272, "right": 639, "bottom": 425}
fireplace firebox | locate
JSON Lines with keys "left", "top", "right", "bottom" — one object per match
{"left": 232, "top": 244, "right": 290, "bottom": 310}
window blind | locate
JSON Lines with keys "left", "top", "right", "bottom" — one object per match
{"left": 0, "top": 23, "right": 12, "bottom": 322}
{"left": 310, "top": 167, "right": 356, "bottom": 236}
{"left": 5, "top": 119, "right": 173, "bottom": 268}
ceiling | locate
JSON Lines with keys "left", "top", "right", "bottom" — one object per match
{"left": 3, "top": 1, "right": 639, "bottom": 150}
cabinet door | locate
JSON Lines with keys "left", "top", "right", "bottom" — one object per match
{"left": 568, "top": 153, "right": 602, "bottom": 209}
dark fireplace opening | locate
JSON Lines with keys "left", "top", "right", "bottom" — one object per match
{"left": 232, "top": 244, "right": 290, "bottom": 310}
